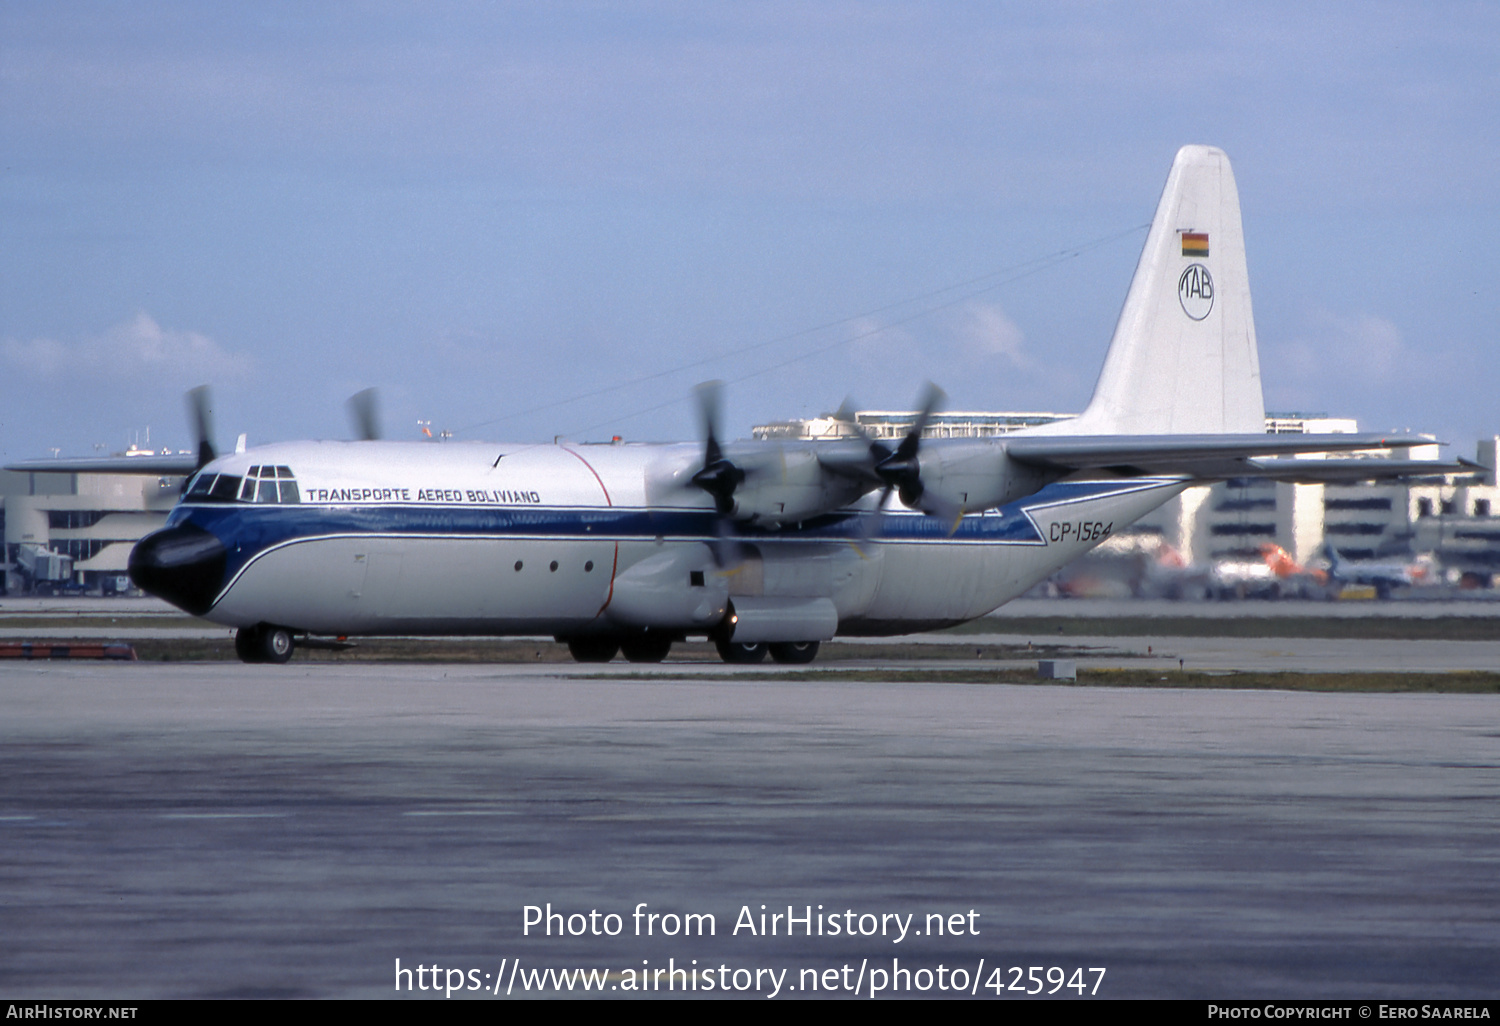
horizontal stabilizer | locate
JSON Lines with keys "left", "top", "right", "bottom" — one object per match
{"left": 1240, "top": 456, "right": 1480, "bottom": 483}
{"left": 1006, "top": 433, "right": 1435, "bottom": 475}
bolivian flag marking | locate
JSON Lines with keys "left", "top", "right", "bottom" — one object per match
{"left": 1181, "top": 232, "right": 1209, "bottom": 257}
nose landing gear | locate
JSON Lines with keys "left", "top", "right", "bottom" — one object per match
{"left": 235, "top": 624, "right": 295, "bottom": 664}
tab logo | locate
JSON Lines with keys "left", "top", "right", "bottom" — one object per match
{"left": 1178, "top": 263, "right": 1214, "bottom": 320}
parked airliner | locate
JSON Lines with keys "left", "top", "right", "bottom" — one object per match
{"left": 1321, "top": 544, "right": 1435, "bottom": 599}
{"left": 10, "top": 146, "right": 1461, "bottom": 664}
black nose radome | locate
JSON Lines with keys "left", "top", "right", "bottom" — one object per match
{"left": 129, "top": 524, "right": 227, "bottom": 616}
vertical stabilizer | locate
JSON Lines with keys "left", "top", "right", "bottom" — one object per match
{"left": 1052, "top": 145, "right": 1264, "bottom": 435}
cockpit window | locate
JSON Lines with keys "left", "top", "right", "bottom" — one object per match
{"left": 183, "top": 466, "right": 299, "bottom": 504}
{"left": 182, "top": 473, "right": 246, "bottom": 503}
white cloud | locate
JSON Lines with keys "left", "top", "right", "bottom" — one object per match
{"left": 1272, "top": 309, "right": 1407, "bottom": 386}
{"left": 2, "top": 313, "right": 252, "bottom": 383}
{"left": 1331, "top": 313, "right": 1405, "bottom": 381}
{"left": 954, "top": 302, "right": 1030, "bottom": 368}
{"left": 2, "top": 336, "right": 70, "bottom": 377}
{"left": 1261, "top": 308, "right": 1433, "bottom": 425}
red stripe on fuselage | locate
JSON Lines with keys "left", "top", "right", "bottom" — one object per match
{"left": 560, "top": 447, "right": 619, "bottom": 617}
{"left": 560, "top": 446, "right": 612, "bottom": 506}
{"left": 595, "top": 541, "right": 620, "bottom": 618}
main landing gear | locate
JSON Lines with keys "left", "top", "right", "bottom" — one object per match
{"left": 767, "top": 641, "right": 819, "bottom": 664}
{"left": 715, "top": 640, "right": 767, "bottom": 664}
{"left": 561, "top": 634, "right": 821, "bottom": 665}
{"left": 565, "top": 631, "right": 676, "bottom": 664}
{"left": 235, "top": 624, "right": 295, "bottom": 664}
{"left": 620, "top": 632, "right": 673, "bottom": 663}
{"left": 713, "top": 639, "right": 820, "bottom": 664}
{"left": 566, "top": 637, "right": 620, "bottom": 663}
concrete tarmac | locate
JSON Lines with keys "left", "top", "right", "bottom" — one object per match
{"left": 2, "top": 661, "right": 1497, "bottom": 999}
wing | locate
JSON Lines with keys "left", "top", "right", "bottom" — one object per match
{"left": 4, "top": 454, "right": 200, "bottom": 476}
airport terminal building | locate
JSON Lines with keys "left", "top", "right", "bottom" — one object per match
{"left": 0, "top": 467, "right": 181, "bottom": 594}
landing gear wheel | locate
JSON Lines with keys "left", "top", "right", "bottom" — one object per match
{"left": 567, "top": 637, "right": 620, "bottom": 663}
{"left": 715, "top": 640, "right": 768, "bottom": 664}
{"left": 768, "top": 641, "right": 819, "bottom": 665}
{"left": 620, "top": 633, "right": 672, "bottom": 663}
{"left": 234, "top": 627, "right": 262, "bottom": 663}
{"left": 258, "top": 625, "right": 295, "bottom": 664}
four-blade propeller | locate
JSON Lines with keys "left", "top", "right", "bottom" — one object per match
{"left": 833, "top": 382, "right": 961, "bottom": 534}
{"left": 179, "top": 385, "right": 381, "bottom": 480}
{"left": 689, "top": 380, "right": 745, "bottom": 516}
{"left": 688, "top": 381, "right": 751, "bottom": 566}
{"left": 868, "top": 381, "right": 946, "bottom": 512}
{"left": 688, "top": 379, "right": 963, "bottom": 557}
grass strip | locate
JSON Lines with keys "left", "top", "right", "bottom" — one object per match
{"left": 953, "top": 616, "right": 1500, "bottom": 641}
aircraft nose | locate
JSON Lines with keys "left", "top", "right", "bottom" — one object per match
{"left": 128, "top": 523, "right": 227, "bottom": 616}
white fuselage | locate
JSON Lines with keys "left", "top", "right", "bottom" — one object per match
{"left": 153, "top": 439, "right": 1185, "bottom": 640}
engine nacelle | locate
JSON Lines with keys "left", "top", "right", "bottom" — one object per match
{"left": 725, "top": 449, "right": 868, "bottom": 525}
{"left": 914, "top": 442, "right": 1056, "bottom": 513}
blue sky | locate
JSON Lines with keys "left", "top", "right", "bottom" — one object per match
{"left": 3, "top": 2, "right": 1497, "bottom": 460}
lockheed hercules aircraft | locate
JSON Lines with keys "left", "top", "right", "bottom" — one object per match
{"left": 11, "top": 146, "right": 1462, "bottom": 664}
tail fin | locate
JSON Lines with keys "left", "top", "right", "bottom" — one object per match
{"left": 1062, "top": 145, "right": 1264, "bottom": 435}
{"left": 1321, "top": 542, "right": 1343, "bottom": 576}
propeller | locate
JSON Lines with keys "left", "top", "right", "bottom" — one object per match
{"left": 871, "top": 381, "right": 944, "bottom": 509}
{"left": 690, "top": 381, "right": 745, "bottom": 515}
{"left": 346, "top": 388, "right": 382, "bottom": 441}
{"left": 185, "top": 385, "right": 217, "bottom": 470}
{"left": 835, "top": 382, "right": 961, "bottom": 540}
{"left": 688, "top": 381, "right": 749, "bottom": 566}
